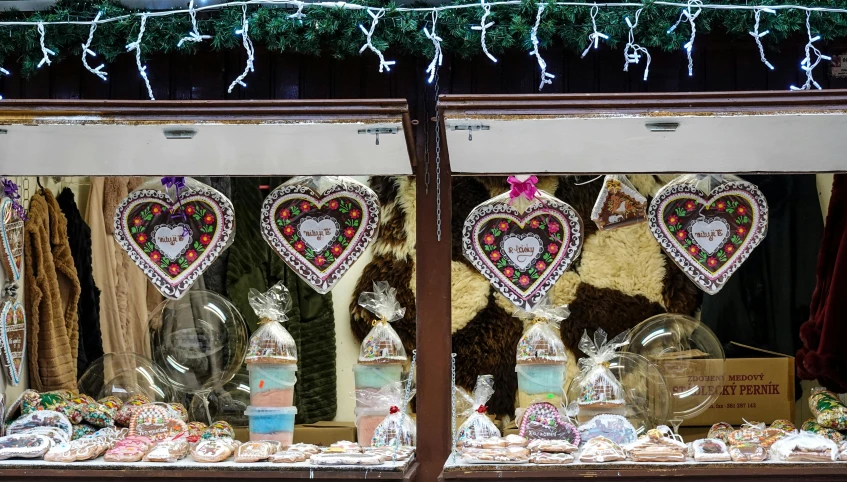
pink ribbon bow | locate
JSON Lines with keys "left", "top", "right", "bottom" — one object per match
{"left": 507, "top": 175, "right": 539, "bottom": 204}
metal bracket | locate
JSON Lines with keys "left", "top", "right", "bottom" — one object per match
{"left": 357, "top": 126, "right": 398, "bottom": 146}
{"left": 450, "top": 123, "right": 489, "bottom": 141}
{"left": 645, "top": 122, "right": 680, "bottom": 132}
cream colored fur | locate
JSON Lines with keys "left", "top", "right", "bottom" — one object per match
{"left": 371, "top": 176, "right": 416, "bottom": 261}
{"left": 451, "top": 262, "right": 492, "bottom": 333}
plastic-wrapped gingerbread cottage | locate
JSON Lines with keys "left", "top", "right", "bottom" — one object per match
{"left": 513, "top": 297, "right": 569, "bottom": 410}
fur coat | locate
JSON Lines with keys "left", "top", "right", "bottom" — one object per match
{"left": 350, "top": 176, "right": 700, "bottom": 416}
{"left": 24, "top": 188, "right": 80, "bottom": 391}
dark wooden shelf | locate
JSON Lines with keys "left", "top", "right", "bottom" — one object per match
{"left": 440, "top": 461, "right": 847, "bottom": 481}
{"left": 0, "top": 460, "right": 418, "bottom": 481}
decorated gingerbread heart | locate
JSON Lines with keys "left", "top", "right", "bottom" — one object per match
{"left": 0, "top": 198, "right": 23, "bottom": 284}
{"left": 261, "top": 176, "right": 379, "bottom": 294}
{"left": 519, "top": 402, "right": 580, "bottom": 444}
{"left": 113, "top": 180, "right": 234, "bottom": 299}
{"left": 463, "top": 179, "right": 583, "bottom": 311}
{"left": 0, "top": 300, "right": 25, "bottom": 386}
{"left": 648, "top": 176, "right": 768, "bottom": 294}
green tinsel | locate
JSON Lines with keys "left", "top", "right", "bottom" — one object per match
{"left": 1, "top": 0, "right": 846, "bottom": 76}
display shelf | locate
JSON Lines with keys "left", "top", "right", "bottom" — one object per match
{"left": 0, "top": 99, "right": 416, "bottom": 176}
{"left": 440, "top": 459, "right": 847, "bottom": 481}
{"left": 0, "top": 457, "right": 418, "bottom": 481}
{"left": 438, "top": 90, "right": 847, "bottom": 174}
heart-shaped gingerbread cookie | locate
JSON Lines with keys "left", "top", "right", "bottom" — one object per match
{"left": 463, "top": 193, "right": 583, "bottom": 311}
{"left": 648, "top": 178, "right": 768, "bottom": 294}
{"left": 0, "top": 300, "right": 25, "bottom": 386}
{"left": 113, "top": 186, "right": 234, "bottom": 299}
{"left": 261, "top": 178, "right": 379, "bottom": 294}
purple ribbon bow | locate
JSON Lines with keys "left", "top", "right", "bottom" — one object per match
{"left": 507, "top": 175, "right": 539, "bottom": 203}
{"left": 161, "top": 176, "right": 190, "bottom": 236}
{"left": 1, "top": 178, "right": 27, "bottom": 221}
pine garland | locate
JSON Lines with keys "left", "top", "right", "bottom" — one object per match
{"left": 1, "top": 0, "right": 846, "bottom": 76}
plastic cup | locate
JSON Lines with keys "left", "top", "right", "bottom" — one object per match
{"left": 247, "top": 363, "right": 297, "bottom": 407}
{"left": 515, "top": 363, "right": 565, "bottom": 407}
{"left": 245, "top": 405, "right": 297, "bottom": 445}
{"left": 352, "top": 363, "right": 403, "bottom": 389}
{"left": 354, "top": 408, "right": 387, "bottom": 447}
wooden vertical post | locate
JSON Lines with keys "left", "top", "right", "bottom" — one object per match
{"left": 415, "top": 97, "right": 453, "bottom": 480}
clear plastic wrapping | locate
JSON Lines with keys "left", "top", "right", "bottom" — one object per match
{"left": 358, "top": 281, "right": 407, "bottom": 364}
{"left": 515, "top": 298, "right": 569, "bottom": 364}
{"left": 770, "top": 432, "right": 838, "bottom": 462}
{"left": 623, "top": 427, "right": 687, "bottom": 462}
{"left": 246, "top": 282, "right": 297, "bottom": 364}
{"left": 457, "top": 375, "right": 501, "bottom": 442}
{"left": 574, "top": 329, "right": 628, "bottom": 408}
{"left": 810, "top": 387, "right": 847, "bottom": 430}
{"left": 358, "top": 381, "right": 416, "bottom": 447}
{"left": 578, "top": 436, "right": 626, "bottom": 463}
{"left": 692, "top": 438, "right": 731, "bottom": 462}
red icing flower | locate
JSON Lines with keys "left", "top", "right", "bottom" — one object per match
{"left": 350, "top": 209, "right": 361, "bottom": 219}
{"left": 185, "top": 250, "right": 198, "bottom": 262}
{"left": 668, "top": 215, "right": 679, "bottom": 225}
{"left": 300, "top": 201, "right": 311, "bottom": 212}
{"left": 168, "top": 264, "right": 180, "bottom": 276}
{"left": 504, "top": 267, "right": 514, "bottom": 277}
{"left": 344, "top": 227, "right": 356, "bottom": 238}
{"left": 483, "top": 233, "right": 496, "bottom": 245}
{"left": 688, "top": 245, "right": 699, "bottom": 255}
{"left": 737, "top": 226, "right": 747, "bottom": 236}
{"left": 185, "top": 205, "right": 196, "bottom": 215}
{"left": 199, "top": 234, "right": 212, "bottom": 246}
{"left": 716, "top": 201, "right": 726, "bottom": 211}
{"left": 314, "top": 255, "right": 326, "bottom": 266}
{"left": 518, "top": 275, "right": 531, "bottom": 287}
{"left": 725, "top": 244, "right": 735, "bottom": 254}
{"left": 294, "top": 240, "right": 306, "bottom": 252}
{"left": 490, "top": 251, "right": 501, "bottom": 262}
{"left": 203, "top": 213, "right": 215, "bottom": 225}
{"left": 707, "top": 257, "right": 718, "bottom": 268}
{"left": 685, "top": 200, "right": 697, "bottom": 211}
{"left": 530, "top": 219, "right": 540, "bottom": 229}
{"left": 150, "top": 251, "right": 161, "bottom": 262}
{"left": 547, "top": 244, "right": 558, "bottom": 254}
{"left": 132, "top": 217, "right": 142, "bottom": 226}
{"left": 498, "top": 221, "right": 509, "bottom": 231}
{"left": 328, "top": 200, "right": 340, "bottom": 210}
{"left": 535, "top": 260, "right": 546, "bottom": 271}
{"left": 136, "top": 233, "right": 148, "bottom": 244}
{"left": 548, "top": 222, "right": 560, "bottom": 234}
{"left": 279, "top": 208, "right": 291, "bottom": 219}
{"left": 151, "top": 205, "right": 162, "bottom": 215}
{"left": 676, "top": 230, "right": 688, "bottom": 241}
{"left": 737, "top": 206, "right": 747, "bottom": 215}
{"left": 283, "top": 225, "right": 295, "bottom": 237}
{"left": 331, "top": 244, "right": 343, "bottom": 256}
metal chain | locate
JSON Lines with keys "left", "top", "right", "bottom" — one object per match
{"left": 434, "top": 71, "right": 442, "bottom": 241}
{"left": 394, "top": 349, "right": 417, "bottom": 462}
{"left": 424, "top": 76, "right": 431, "bottom": 195}
{"left": 450, "top": 352, "right": 457, "bottom": 460}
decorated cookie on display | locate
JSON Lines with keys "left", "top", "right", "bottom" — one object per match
{"left": 8, "top": 410, "right": 72, "bottom": 440}
{"left": 235, "top": 441, "right": 278, "bottom": 462}
{"left": 0, "top": 183, "right": 25, "bottom": 285}
{"left": 202, "top": 420, "right": 235, "bottom": 440}
{"left": 143, "top": 435, "right": 190, "bottom": 462}
{"left": 463, "top": 175, "right": 583, "bottom": 311}
{"left": 115, "top": 394, "right": 151, "bottom": 426}
{"left": 590, "top": 175, "right": 647, "bottom": 230}
{"left": 261, "top": 176, "right": 380, "bottom": 294}
{"left": 648, "top": 174, "right": 768, "bottom": 294}
{"left": 104, "top": 435, "right": 152, "bottom": 462}
{"left": 270, "top": 450, "right": 309, "bottom": 463}
{"left": 518, "top": 402, "right": 579, "bottom": 444}
{"left": 129, "top": 404, "right": 187, "bottom": 442}
{"left": 186, "top": 421, "right": 207, "bottom": 445}
{"left": 0, "top": 434, "right": 52, "bottom": 460}
{"left": 113, "top": 177, "right": 235, "bottom": 299}
{"left": 191, "top": 437, "right": 236, "bottom": 462}
{"left": 0, "top": 300, "right": 25, "bottom": 386}
{"left": 578, "top": 414, "right": 638, "bottom": 446}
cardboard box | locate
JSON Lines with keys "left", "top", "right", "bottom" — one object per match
{"left": 672, "top": 343, "right": 795, "bottom": 426}
{"left": 234, "top": 422, "right": 357, "bottom": 446}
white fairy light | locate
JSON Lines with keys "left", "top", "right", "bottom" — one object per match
{"left": 581, "top": 5, "right": 609, "bottom": 58}
{"left": 81, "top": 11, "right": 107, "bottom": 80}
{"left": 126, "top": 13, "right": 154, "bottom": 100}
{"left": 749, "top": 7, "right": 775, "bottom": 70}
{"left": 36, "top": 22, "right": 56, "bottom": 68}
{"left": 228, "top": 5, "right": 256, "bottom": 92}
{"left": 471, "top": 0, "right": 497, "bottom": 63}
{"left": 358, "top": 9, "right": 395, "bottom": 73}
{"left": 530, "top": 5, "right": 555, "bottom": 90}
{"left": 667, "top": 0, "right": 702, "bottom": 76}
{"left": 178, "top": 0, "right": 212, "bottom": 47}
{"left": 423, "top": 10, "right": 443, "bottom": 84}
{"left": 791, "top": 11, "right": 830, "bottom": 91}
{"left": 623, "top": 9, "right": 651, "bottom": 81}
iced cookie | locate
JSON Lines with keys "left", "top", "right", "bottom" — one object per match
{"left": 8, "top": 410, "right": 73, "bottom": 440}
{"left": 104, "top": 435, "right": 152, "bottom": 462}
{"left": 130, "top": 404, "right": 187, "bottom": 442}
{"left": 235, "top": 441, "right": 277, "bottom": 462}
{"left": 0, "top": 434, "right": 52, "bottom": 460}
{"left": 283, "top": 442, "right": 319, "bottom": 454}
{"left": 143, "top": 437, "right": 189, "bottom": 462}
{"left": 527, "top": 439, "right": 578, "bottom": 453}
{"left": 310, "top": 452, "right": 384, "bottom": 465}
{"left": 530, "top": 452, "right": 574, "bottom": 464}
{"left": 271, "top": 450, "right": 309, "bottom": 463}
{"left": 114, "top": 394, "right": 151, "bottom": 427}
{"left": 191, "top": 438, "right": 235, "bottom": 462}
